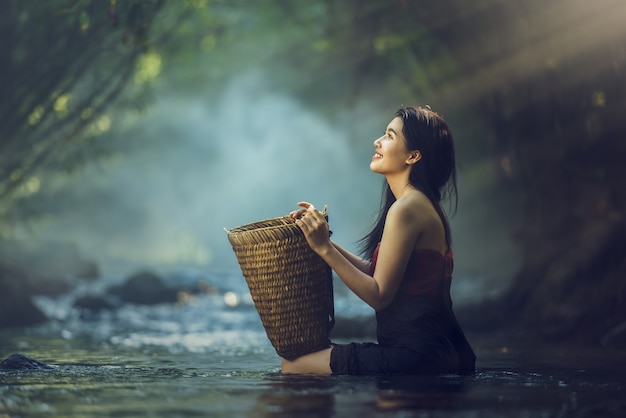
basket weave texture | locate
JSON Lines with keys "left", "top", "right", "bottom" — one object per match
{"left": 226, "top": 215, "right": 334, "bottom": 360}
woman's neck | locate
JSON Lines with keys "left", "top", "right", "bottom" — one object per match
{"left": 386, "top": 173, "right": 413, "bottom": 199}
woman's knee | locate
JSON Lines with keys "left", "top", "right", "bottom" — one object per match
{"left": 281, "top": 348, "right": 333, "bottom": 374}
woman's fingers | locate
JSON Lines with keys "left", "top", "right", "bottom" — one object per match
{"left": 297, "top": 201, "right": 319, "bottom": 214}
{"left": 297, "top": 201, "right": 319, "bottom": 217}
{"left": 292, "top": 201, "right": 319, "bottom": 218}
{"left": 289, "top": 209, "right": 305, "bottom": 218}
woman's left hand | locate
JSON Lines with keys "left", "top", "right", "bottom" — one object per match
{"left": 292, "top": 201, "right": 331, "bottom": 254}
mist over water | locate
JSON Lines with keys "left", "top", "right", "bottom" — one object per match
{"left": 37, "top": 71, "right": 522, "bottom": 305}
{"left": 39, "top": 72, "right": 380, "bottom": 268}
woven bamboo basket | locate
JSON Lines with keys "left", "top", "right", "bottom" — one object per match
{"left": 225, "top": 211, "right": 334, "bottom": 360}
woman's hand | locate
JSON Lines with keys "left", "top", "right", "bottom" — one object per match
{"left": 291, "top": 201, "right": 331, "bottom": 255}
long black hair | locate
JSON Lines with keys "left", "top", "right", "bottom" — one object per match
{"left": 359, "top": 106, "right": 458, "bottom": 260}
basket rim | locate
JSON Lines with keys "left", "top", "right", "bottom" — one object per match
{"left": 224, "top": 215, "right": 297, "bottom": 235}
{"left": 225, "top": 206, "right": 327, "bottom": 236}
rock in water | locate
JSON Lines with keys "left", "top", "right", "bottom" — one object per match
{"left": 107, "top": 271, "right": 178, "bottom": 305}
{"left": 0, "top": 353, "right": 54, "bottom": 370}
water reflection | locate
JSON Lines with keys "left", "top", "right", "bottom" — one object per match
{"left": 255, "top": 373, "right": 475, "bottom": 417}
{"left": 257, "top": 375, "right": 337, "bottom": 417}
{"left": 375, "top": 374, "right": 470, "bottom": 411}
{"left": 246, "top": 361, "right": 626, "bottom": 417}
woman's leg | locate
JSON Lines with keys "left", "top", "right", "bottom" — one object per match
{"left": 281, "top": 347, "right": 333, "bottom": 374}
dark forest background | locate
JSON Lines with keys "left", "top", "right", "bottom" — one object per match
{"left": 1, "top": 0, "right": 625, "bottom": 347}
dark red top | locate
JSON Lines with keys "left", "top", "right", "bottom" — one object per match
{"left": 371, "top": 246, "right": 454, "bottom": 295}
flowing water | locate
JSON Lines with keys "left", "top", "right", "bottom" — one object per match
{"left": 1, "top": 268, "right": 625, "bottom": 417}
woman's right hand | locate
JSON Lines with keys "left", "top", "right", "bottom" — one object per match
{"left": 291, "top": 201, "right": 332, "bottom": 255}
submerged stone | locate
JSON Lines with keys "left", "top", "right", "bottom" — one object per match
{"left": 0, "top": 353, "right": 54, "bottom": 370}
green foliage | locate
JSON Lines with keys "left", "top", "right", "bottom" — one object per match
{"left": 0, "top": 0, "right": 165, "bottom": 228}
{"left": 150, "top": 1, "right": 460, "bottom": 113}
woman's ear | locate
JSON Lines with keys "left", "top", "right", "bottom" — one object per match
{"left": 406, "top": 150, "right": 422, "bottom": 165}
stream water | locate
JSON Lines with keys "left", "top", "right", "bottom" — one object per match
{"left": 1, "top": 268, "right": 625, "bottom": 417}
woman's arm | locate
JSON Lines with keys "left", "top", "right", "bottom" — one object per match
{"left": 290, "top": 204, "right": 371, "bottom": 273}
{"left": 294, "top": 200, "right": 422, "bottom": 311}
{"left": 331, "top": 241, "right": 371, "bottom": 274}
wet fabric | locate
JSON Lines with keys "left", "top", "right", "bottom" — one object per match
{"left": 330, "top": 245, "right": 476, "bottom": 375}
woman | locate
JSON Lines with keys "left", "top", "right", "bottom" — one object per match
{"left": 282, "top": 106, "right": 476, "bottom": 375}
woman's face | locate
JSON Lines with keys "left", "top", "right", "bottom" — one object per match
{"left": 370, "top": 117, "right": 416, "bottom": 175}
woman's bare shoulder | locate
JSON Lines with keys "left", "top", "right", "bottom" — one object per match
{"left": 391, "top": 190, "right": 434, "bottom": 216}
{"left": 385, "top": 191, "right": 431, "bottom": 230}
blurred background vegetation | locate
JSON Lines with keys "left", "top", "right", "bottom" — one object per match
{"left": 1, "top": 0, "right": 625, "bottom": 345}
